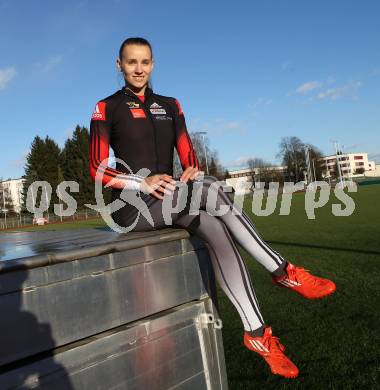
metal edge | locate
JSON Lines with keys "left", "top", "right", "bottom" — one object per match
{"left": 0, "top": 229, "right": 192, "bottom": 274}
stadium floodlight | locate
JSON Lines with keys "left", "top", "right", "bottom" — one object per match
{"left": 44, "top": 183, "right": 50, "bottom": 222}
{"left": 194, "top": 131, "right": 209, "bottom": 175}
{"left": 341, "top": 144, "right": 352, "bottom": 181}
{"left": 329, "top": 139, "right": 345, "bottom": 186}
{"left": 304, "top": 145, "right": 314, "bottom": 187}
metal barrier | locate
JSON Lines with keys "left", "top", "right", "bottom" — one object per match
{"left": 0, "top": 228, "right": 228, "bottom": 389}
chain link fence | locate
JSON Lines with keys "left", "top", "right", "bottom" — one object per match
{"left": 0, "top": 209, "right": 101, "bottom": 230}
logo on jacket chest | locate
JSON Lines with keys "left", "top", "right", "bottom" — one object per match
{"left": 126, "top": 101, "right": 146, "bottom": 118}
{"left": 150, "top": 102, "right": 167, "bottom": 115}
{"left": 126, "top": 101, "right": 140, "bottom": 109}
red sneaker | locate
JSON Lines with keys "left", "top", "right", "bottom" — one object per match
{"left": 244, "top": 326, "right": 299, "bottom": 378}
{"left": 273, "top": 262, "right": 336, "bottom": 299}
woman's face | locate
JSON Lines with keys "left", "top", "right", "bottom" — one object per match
{"left": 117, "top": 44, "right": 154, "bottom": 93}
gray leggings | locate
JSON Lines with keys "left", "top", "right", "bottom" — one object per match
{"left": 113, "top": 175, "right": 287, "bottom": 331}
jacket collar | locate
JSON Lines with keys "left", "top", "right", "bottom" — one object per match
{"left": 122, "top": 85, "right": 153, "bottom": 100}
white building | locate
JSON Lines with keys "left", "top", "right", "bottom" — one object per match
{"left": 365, "top": 163, "right": 380, "bottom": 177}
{"left": 0, "top": 178, "right": 25, "bottom": 213}
{"left": 319, "top": 152, "right": 376, "bottom": 178}
{"left": 226, "top": 166, "right": 287, "bottom": 193}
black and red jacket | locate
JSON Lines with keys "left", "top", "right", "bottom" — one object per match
{"left": 89, "top": 86, "right": 199, "bottom": 189}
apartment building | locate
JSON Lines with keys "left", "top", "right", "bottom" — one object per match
{"left": 0, "top": 178, "right": 25, "bottom": 213}
{"left": 320, "top": 152, "right": 376, "bottom": 177}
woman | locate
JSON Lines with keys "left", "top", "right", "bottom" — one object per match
{"left": 89, "top": 37, "right": 336, "bottom": 379}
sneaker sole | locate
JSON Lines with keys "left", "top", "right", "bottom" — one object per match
{"left": 244, "top": 343, "right": 299, "bottom": 379}
{"left": 266, "top": 359, "right": 299, "bottom": 378}
{"left": 273, "top": 281, "right": 336, "bottom": 300}
{"left": 272, "top": 369, "right": 299, "bottom": 378}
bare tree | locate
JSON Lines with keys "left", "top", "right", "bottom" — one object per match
{"left": 247, "top": 157, "right": 270, "bottom": 187}
{"left": 277, "top": 137, "right": 325, "bottom": 182}
{"left": 172, "top": 152, "right": 182, "bottom": 178}
{"left": 277, "top": 136, "right": 305, "bottom": 182}
{"left": 172, "top": 132, "right": 226, "bottom": 179}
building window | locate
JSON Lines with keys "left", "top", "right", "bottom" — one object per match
{"left": 354, "top": 155, "right": 363, "bottom": 160}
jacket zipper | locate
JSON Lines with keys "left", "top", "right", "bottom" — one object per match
{"left": 141, "top": 97, "right": 159, "bottom": 174}
{"left": 124, "top": 89, "right": 160, "bottom": 174}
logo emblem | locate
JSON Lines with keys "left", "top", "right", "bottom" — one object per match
{"left": 150, "top": 108, "right": 167, "bottom": 115}
{"left": 150, "top": 102, "right": 167, "bottom": 114}
{"left": 92, "top": 102, "right": 106, "bottom": 121}
{"left": 127, "top": 102, "right": 140, "bottom": 108}
{"left": 130, "top": 108, "right": 146, "bottom": 119}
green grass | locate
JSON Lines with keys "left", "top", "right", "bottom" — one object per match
{"left": 219, "top": 184, "right": 380, "bottom": 389}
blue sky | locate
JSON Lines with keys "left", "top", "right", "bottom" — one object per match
{"left": 1, "top": 0, "right": 379, "bottom": 179}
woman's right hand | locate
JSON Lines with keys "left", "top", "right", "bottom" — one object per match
{"left": 141, "top": 174, "right": 177, "bottom": 200}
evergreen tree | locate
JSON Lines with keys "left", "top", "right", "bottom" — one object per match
{"left": 22, "top": 136, "right": 61, "bottom": 213}
{"left": 22, "top": 136, "right": 44, "bottom": 212}
{"left": 61, "top": 125, "right": 96, "bottom": 208}
{"left": 44, "top": 136, "right": 61, "bottom": 209}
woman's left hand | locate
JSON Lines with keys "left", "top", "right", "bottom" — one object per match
{"left": 180, "top": 166, "right": 204, "bottom": 183}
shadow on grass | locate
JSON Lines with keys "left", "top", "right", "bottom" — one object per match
{"left": 267, "top": 241, "right": 380, "bottom": 256}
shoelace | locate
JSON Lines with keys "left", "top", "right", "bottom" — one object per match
{"left": 288, "top": 267, "right": 318, "bottom": 286}
{"left": 261, "top": 334, "right": 286, "bottom": 356}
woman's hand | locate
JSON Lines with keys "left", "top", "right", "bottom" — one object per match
{"left": 141, "top": 174, "right": 176, "bottom": 200}
{"left": 180, "top": 166, "right": 204, "bottom": 183}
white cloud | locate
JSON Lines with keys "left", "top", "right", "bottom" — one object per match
{"left": 224, "top": 121, "right": 241, "bottom": 130}
{"left": 296, "top": 81, "right": 322, "bottom": 94}
{"left": 211, "top": 119, "right": 246, "bottom": 134}
{"left": 34, "top": 55, "right": 63, "bottom": 73}
{"left": 248, "top": 97, "right": 273, "bottom": 117}
{"left": 190, "top": 118, "right": 247, "bottom": 135}
{"left": 316, "top": 81, "right": 362, "bottom": 101}
{"left": 291, "top": 77, "right": 362, "bottom": 103}
{"left": 0, "top": 67, "right": 17, "bottom": 90}
{"left": 342, "top": 143, "right": 362, "bottom": 151}
{"left": 249, "top": 97, "right": 273, "bottom": 109}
